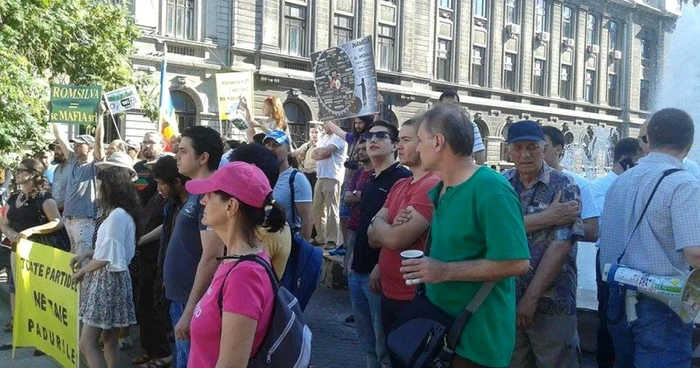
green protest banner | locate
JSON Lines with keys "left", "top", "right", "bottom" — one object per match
{"left": 49, "top": 84, "right": 103, "bottom": 125}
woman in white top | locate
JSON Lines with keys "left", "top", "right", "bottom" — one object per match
{"left": 70, "top": 153, "right": 141, "bottom": 368}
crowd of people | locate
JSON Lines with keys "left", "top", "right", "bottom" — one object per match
{"left": 0, "top": 89, "right": 698, "bottom": 368}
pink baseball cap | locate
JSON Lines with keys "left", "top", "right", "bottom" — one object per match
{"left": 185, "top": 162, "right": 272, "bottom": 208}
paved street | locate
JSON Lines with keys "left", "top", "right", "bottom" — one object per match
{"left": 0, "top": 268, "right": 597, "bottom": 368}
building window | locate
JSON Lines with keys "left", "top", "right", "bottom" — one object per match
{"left": 436, "top": 39, "right": 452, "bottom": 81}
{"left": 535, "top": 0, "right": 547, "bottom": 33}
{"left": 439, "top": 0, "right": 453, "bottom": 8}
{"left": 609, "top": 20, "right": 619, "bottom": 51}
{"left": 585, "top": 70, "right": 596, "bottom": 103}
{"left": 640, "top": 79, "right": 650, "bottom": 110}
{"left": 471, "top": 47, "right": 486, "bottom": 86}
{"left": 562, "top": 6, "right": 574, "bottom": 40}
{"left": 284, "top": 3, "right": 307, "bottom": 56}
{"left": 608, "top": 74, "right": 618, "bottom": 107}
{"left": 284, "top": 101, "right": 310, "bottom": 146}
{"left": 166, "top": 0, "right": 195, "bottom": 40}
{"left": 378, "top": 25, "right": 397, "bottom": 71}
{"left": 504, "top": 53, "right": 517, "bottom": 91}
{"left": 333, "top": 14, "right": 354, "bottom": 45}
{"left": 506, "top": 0, "right": 520, "bottom": 25}
{"left": 474, "top": 0, "right": 488, "bottom": 18}
{"left": 560, "top": 64, "right": 572, "bottom": 100}
{"left": 171, "top": 90, "right": 197, "bottom": 132}
{"left": 533, "top": 59, "right": 546, "bottom": 96}
{"left": 587, "top": 14, "right": 598, "bottom": 45}
{"left": 640, "top": 34, "right": 652, "bottom": 60}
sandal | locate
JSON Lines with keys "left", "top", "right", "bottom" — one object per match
{"left": 132, "top": 352, "right": 151, "bottom": 365}
{"left": 141, "top": 357, "right": 172, "bottom": 368}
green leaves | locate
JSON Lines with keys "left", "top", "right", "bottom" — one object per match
{"left": 0, "top": 0, "right": 141, "bottom": 163}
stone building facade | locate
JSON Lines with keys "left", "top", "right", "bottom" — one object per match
{"left": 115, "top": 0, "right": 681, "bottom": 169}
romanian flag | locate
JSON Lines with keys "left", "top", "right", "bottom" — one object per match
{"left": 159, "top": 57, "right": 179, "bottom": 150}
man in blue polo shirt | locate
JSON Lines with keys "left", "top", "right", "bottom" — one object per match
{"left": 350, "top": 120, "right": 411, "bottom": 368}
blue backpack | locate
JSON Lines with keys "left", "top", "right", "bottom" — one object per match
{"left": 280, "top": 170, "right": 323, "bottom": 311}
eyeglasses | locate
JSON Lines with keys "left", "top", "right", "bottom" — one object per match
{"left": 361, "top": 131, "right": 393, "bottom": 141}
{"left": 640, "top": 135, "right": 648, "bottom": 144}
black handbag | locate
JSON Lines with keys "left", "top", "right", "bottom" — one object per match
{"left": 386, "top": 231, "right": 495, "bottom": 368}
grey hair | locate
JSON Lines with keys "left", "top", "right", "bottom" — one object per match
{"left": 418, "top": 104, "right": 474, "bottom": 157}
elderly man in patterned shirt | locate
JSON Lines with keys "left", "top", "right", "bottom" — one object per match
{"left": 503, "top": 120, "right": 584, "bottom": 368}
{"left": 599, "top": 108, "right": 700, "bottom": 367}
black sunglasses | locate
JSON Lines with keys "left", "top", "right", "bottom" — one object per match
{"left": 361, "top": 131, "right": 393, "bottom": 141}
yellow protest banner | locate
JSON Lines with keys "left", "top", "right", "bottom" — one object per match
{"left": 12, "top": 240, "right": 79, "bottom": 368}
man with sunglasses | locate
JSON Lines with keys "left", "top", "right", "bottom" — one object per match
{"left": 639, "top": 120, "right": 700, "bottom": 179}
{"left": 350, "top": 121, "right": 411, "bottom": 368}
{"left": 589, "top": 137, "right": 643, "bottom": 368}
{"left": 51, "top": 105, "right": 106, "bottom": 256}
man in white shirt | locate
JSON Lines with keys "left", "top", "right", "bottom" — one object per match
{"left": 311, "top": 124, "right": 348, "bottom": 249}
{"left": 541, "top": 125, "right": 599, "bottom": 242}
{"left": 589, "top": 137, "right": 643, "bottom": 368}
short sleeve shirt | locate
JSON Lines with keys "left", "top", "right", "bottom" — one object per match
{"left": 163, "top": 194, "right": 206, "bottom": 303}
{"left": 352, "top": 162, "right": 412, "bottom": 274}
{"left": 93, "top": 208, "right": 136, "bottom": 272}
{"left": 562, "top": 169, "right": 600, "bottom": 220}
{"left": 51, "top": 164, "right": 70, "bottom": 209}
{"left": 346, "top": 168, "right": 374, "bottom": 231}
{"left": 273, "top": 167, "right": 312, "bottom": 231}
{"left": 189, "top": 253, "right": 275, "bottom": 367}
{"left": 256, "top": 225, "right": 292, "bottom": 278}
{"left": 471, "top": 122, "right": 485, "bottom": 153}
{"left": 134, "top": 160, "right": 158, "bottom": 206}
{"left": 315, "top": 134, "right": 347, "bottom": 183}
{"left": 378, "top": 172, "right": 441, "bottom": 301}
{"left": 426, "top": 166, "right": 530, "bottom": 367}
{"left": 63, "top": 153, "right": 98, "bottom": 218}
{"left": 504, "top": 164, "right": 585, "bottom": 316}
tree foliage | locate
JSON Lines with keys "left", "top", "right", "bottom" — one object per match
{"left": 0, "top": 0, "right": 144, "bottom": 166}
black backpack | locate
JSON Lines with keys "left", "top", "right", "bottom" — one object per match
{"left": 218, "top": 254, "right": 312, "bottom": 367}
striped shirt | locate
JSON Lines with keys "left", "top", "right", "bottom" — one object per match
{"left": 599, "top": 152, "right": 700, "bottom": 277}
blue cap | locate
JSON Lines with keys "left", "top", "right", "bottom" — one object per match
{"left": 507, "top": 120, "right": 545, "bottom": 144}
{"left": 263, "top": 130, "right": 290, "bottom": 145}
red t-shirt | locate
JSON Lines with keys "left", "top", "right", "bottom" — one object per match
{"left": 379, "top": 172, "right": 441, "bottom": 301}
{"left": 347, "top": 168, "right": 375, "bottom": 231}
{"left": 188, "top": 253, "right": 275, "bottom": 367}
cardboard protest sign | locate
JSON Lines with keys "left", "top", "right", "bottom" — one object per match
{"left": 13, "top": 240, "right": 79, "bottom": 368}
{"left": 215, "top": 72, "right": 254, "bottom": 132}
{"left": 311, "top": 36, "right": 378, "bottom": 121}
{"left": 105, "top": 85, "right": 142, "bottom": 115}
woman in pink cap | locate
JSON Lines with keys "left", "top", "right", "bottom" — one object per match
{"left": 185, "top": 162, "right": 286, "bottom": 367}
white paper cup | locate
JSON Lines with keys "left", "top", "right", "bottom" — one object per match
{"left": 401, "top": 250, "right": 424, "bottom": 286}
{"left": 400, "top": 250, "right": 424, "bottom": 260}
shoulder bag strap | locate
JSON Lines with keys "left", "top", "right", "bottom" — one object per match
{"left": 288, "top": 170, "right": 299, "bottom": 233}
{"left": 616, "top": 168, "right": 682, "bottom": 264}
{"left": 444, "top": 281, "right": 496, "bottom": 351}
{"left": 217, "top": 254, "right": 279, "bottom": 314}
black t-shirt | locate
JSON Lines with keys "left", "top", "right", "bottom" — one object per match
{"left": 352, "top": 162, "right": 412, "bottom": 274}
{"left": 7, "top": 192, "right": 52, "bottom": 233}
{"left": 134, "top": 160, "right": 157, "bottom": 207}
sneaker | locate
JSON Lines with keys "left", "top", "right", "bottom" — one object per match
{"left": 328, "top": 245, "right": 346, "bottom": 256}
{"left": 118, "top": 336, "right": 133, "bottom": 350}
{"left": 324, "top": 241, "right": 337, "bottom": 250}
{"left": 344, "top": 314, "right": 355, "bottom": 323}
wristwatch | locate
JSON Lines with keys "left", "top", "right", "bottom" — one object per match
{"left": 352, "top": 190, "right": 358, "bottom": 196}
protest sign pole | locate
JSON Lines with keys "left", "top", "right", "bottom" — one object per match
{"left": 157, "top": 42, "right": 168, "bottom": 134}
{"left": 103, "top": 93, "right": 123, "bottom": 140}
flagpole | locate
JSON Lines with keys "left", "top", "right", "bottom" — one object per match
{"left": 157, "top": 42, "right": 168, "bottom": 134}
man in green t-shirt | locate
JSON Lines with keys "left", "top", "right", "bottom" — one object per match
{"left": 401, "top": 104, "right": 531, "bottom": 367}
